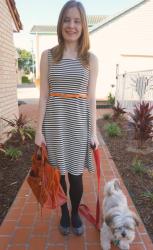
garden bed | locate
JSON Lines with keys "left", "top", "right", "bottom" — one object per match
{"left": 0, "top": 136, "right": 35, "bottom": 225}
{"left": 97, "top": 117, "right": 153, "bottom": 242}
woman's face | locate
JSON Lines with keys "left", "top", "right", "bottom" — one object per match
{"left": 62, "top": 7, "right": 82, "bottom": 44}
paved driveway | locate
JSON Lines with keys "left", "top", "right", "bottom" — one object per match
{"left": 17, "top": 84, "right": 39, "bottom": 104}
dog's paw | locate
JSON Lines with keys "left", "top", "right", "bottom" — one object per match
{"left": 102, "top": 247, "right": 111, "bottom": 250}
{"left": 101, "top": 243, "right": 111, "bottom": 250}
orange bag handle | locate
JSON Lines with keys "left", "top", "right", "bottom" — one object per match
{"left": 35, "top": 143, "right": 48, "bottom": 165}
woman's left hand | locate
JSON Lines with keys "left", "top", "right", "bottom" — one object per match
{"left": 90, "top": 134, "right": 99, "bottom": 150}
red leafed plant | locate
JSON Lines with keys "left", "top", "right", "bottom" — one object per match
{"left": 0, "top": 143, "right": 5, "bottom": 153}
{"left": 129, "top": 101, "right": 153, "bottom": 148}
{"left": 0, "top": 113, "right": 34, "bottom": 143}
{"left": 112, "top": 101, "right": 126, "bottom": 120}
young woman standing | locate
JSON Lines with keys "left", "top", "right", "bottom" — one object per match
{"left": 35, "top": 0, "right": 99, "bottom": 236}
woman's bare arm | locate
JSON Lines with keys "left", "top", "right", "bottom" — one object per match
{"left": 88, "top": 52, "right": 99, "bottom": 148}
{"left": 35, "top": 50, "right": 49, "bottom": 146}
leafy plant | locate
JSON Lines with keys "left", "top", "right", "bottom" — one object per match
{"left": 112, "top": 101, "right": 126, "bottom": 120}
{"left": 24, "top": 127, "right": 35, "bottom": 138}
{"left": 103, "top": 113, "right": 111, "bottom": 120}
{"left": 105, "top": 123, "right": 121, "bottom": 137}
{"left": 129, "top": 101, "right": 153, "bottom": 148}
{"left": 0, "top": 113, "right": 34, "bottom": 143}
{"left": 22, "top": 75, "right": 31, "bottom": 83}
{"left": 5, "top": 147, "right": 22, "bottom": 160}
{"left": 143, "top": 191, "right": 153, "bottom": 203}
{"left": 131, "top": 157, "right": 146, "bottom": 174}
{"left": 107, "top": 93, "right": 115, "bottom": 106}
{"left": 17, "top": 48, "right": 35, "bottom": 74}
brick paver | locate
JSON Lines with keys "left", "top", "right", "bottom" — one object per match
{"left": 0, "top": 105, "right": 153, "bottom": 250}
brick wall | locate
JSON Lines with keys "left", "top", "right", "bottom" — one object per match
{"left": 0, "top": 0, "right": 19, "bottom": 142}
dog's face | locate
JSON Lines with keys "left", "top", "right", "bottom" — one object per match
{"left": 105, "top": 211, "right": 139, "bottom": 249}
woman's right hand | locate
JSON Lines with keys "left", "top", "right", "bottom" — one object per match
{"left": 35, "top": 131, "right": 46, "bottom": 147}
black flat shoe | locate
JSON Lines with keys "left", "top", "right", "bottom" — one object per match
{"left": 72, "top": 224, "right": 84, "bottom": 236}
{"left": 59, "top": 224, "right": 70, "bottom": 235}
{"left": 71, "top": 213, "right": 84, "bottom": 236}
{"left": 59, "top": 209, "right": 70, "bottom": 235}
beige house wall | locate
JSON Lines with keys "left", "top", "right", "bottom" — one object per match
{"left": 34, "top": 34, "right": 58, "bottom": 83}
{"left": 90, "top": 0, "right": 153, "bottom": 99}
{"left": 0, "top": 0, "right": 19, "bottom": 142}
{"left": 31, "top": 1, "right": 153, "bottom": 100}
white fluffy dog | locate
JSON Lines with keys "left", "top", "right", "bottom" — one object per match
{"left": 100, "top": 179, "right": 139, "bottom": 250}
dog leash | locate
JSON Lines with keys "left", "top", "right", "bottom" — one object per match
{"left": 79, "top": 147, "right": 101, "bottom": 230}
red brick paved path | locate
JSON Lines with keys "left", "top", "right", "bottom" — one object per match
{"left": 0, "top": 105, "right": 153, "bottom": 250}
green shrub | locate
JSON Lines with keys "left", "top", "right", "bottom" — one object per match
{"left": 5, "top": 147, "right": 22, "bottom": 160}
{"left": 105, "top": 123, "right": 121, "bottom": 137}
{"left": 131, "top": 157, "right": 146, "bottom": 174}
{"left": 107, "top": 93, "right": 115, "bottom": 106}
{"left": 103, "top": 113, "right": 111, "bottom": 120}
{"left": 22, "top": 76, "right": 31, "bottom": 83}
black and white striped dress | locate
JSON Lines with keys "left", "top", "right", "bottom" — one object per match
{"left": 42, "top": 49, "right": 94, "bottom": 175}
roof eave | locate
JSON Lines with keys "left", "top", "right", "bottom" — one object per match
{"left": 6, "top": 0, "right": 23, "bottom": 32}
{"left": 30, "top": 31, "right": 57, "bottom": 35}
{"left": 90, "top": 0, "right": 147, "bottom": 34}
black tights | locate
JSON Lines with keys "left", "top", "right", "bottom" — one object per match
{"left": 60, "top": 173, "right": 83, "bottom": 227}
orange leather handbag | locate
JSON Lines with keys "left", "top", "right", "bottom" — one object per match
{"left": 27, "top": 143, "right": 67, "bottom": 209}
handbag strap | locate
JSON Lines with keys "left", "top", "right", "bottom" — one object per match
{"left": 79, "top": 148, "right": 101, "bottom": 230}
{"left": 35, "top": 143, "right": 48, "bottom": 165}
{"left": 41, "top": 143, "right": 48, "bottom": 163}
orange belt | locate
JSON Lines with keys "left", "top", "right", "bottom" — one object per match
{"left": 49, "top": 92, "right": 87, "bottom": 99}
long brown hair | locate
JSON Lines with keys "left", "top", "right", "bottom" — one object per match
{"left": 51, "top": 0, "right": 90, "bottom": 67}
